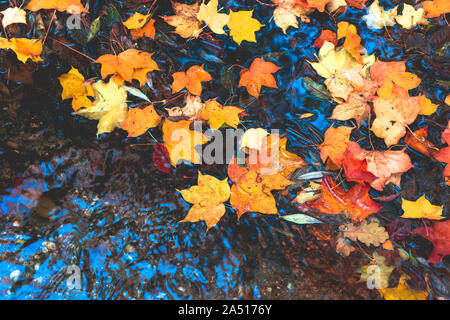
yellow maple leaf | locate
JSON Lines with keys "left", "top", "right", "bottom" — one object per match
{"left": 419, "top": 95, "right": 438, "bottom": 116}
{"left": 76, "top": 80, "right": 128, "bottom": 136}
{"left": 197, "top": 0, "right": 229, "bottom": 35}
{"left": 395, "top": 4, "right": 429, "bottom": 29}
{"left": 123, "top": 12, "right": 150, "bottom": 29}
{"left": 201, "top": 99, "right": 244, "bottom": 130}
{"left": 379, "top": 275, "right": 428, "bottom": 300}
{"left": 161, "top": 1, "right": 203, "bottom": 39}
{"left": 227, "top": 10, "right": 263, "bottom": 45}
{"left": 400, "top": 194, "right": 444, "bottom": 220}
{"left": 58, "top": 67, "right": 94, "bottom": 111}
{"left": 1, "top": 7, "right": 27, "bottom": 28}
{"left": 179, "top": 172, "right": 231, "bottom": 231}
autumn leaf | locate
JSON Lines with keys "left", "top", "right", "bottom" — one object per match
{"left": 58, "top": 67, "right": 94, "bottom": 111}
{"left": 271, "top": 0, "right": 309, "bottom": 34}
{"left": 394, "top": 4, "right": 429, "bottom": 29}
{"left": 404, "top": 126, "right": 436, "bottom": 157}
{"left": 313, "top": 30, "right": 337, "bottom": 48}
{"left": 419, "top": 95, "right": 438, "bottom": 116}
{"left": 335, "top": 235, "right": 356, "bottom": 257}
{"left": 371, "top": 84, "right": 420, "bottom": 147}
{"left": 166, "top": 94, "right": 205, "bottom": 120}
{"left": 123, "top": 13, "right": 155, "bottom": 39}
{"left": 200, "top": 99, "right": 244, "bottom": 130}
{"left": 331, "top": 92, "right": 372, "bottom": 126}
{"left": 197, "top": 0, "right": 229, "bottom": 35}
{"left": 171, "top": 65, "right": 212, "bottom": 96}
{"left": 363, "top": 0, "right": 397, "bottom": 29}
{"left": 227, "top": 10, "right": 263, "bottom": 45}
{"left": 319, "top": 125, "right": 353, "bottom": 167}
{"left": 76, "top": 80, "right": 128, "bottom": 136}
{"left": 400, "top": 194, "right": 444, "bottom": 220}
{"left": 422, "top": 0, "right": 450, "bottom": 18}
{"left": 0, "top": 38, "right": 43, "bottom": 64}
{"left": 343, "top": 141, "right": 413, "bottom": 191}
{"left": 433, "top": 121, "right": 450, "bottom": 180}
{"left": 161, "top": 1, "right": 203, "bottom": 39}
{"left": 340, "top": 219, "right": 389, "bottom": 246}
{"left": 295, "top": 181, "right": 321, "bottom": 204}
{"left": 179, "top": 172, "right": 230, "bottom": 231}
{"left": 379, "top": 275, "right": 428, "bottom": 300}
{"left": 120, "top": 105, "right": 162, "bottom": 138}
{"left": 95, "top": 49, "right": 159, "bottom": 85}
{"left": 299, "top": 177, "right": 382, "bottom": 222}
{"left": 412, "top": 219, "right": 450, "bottom": 263}
{"left": 337, "top": 22, "right": 364, "bottom": 63}
{"left": 162, "top": 119, "right": 208, "bottom": 166}
{"left": 239, "top": 128, "right": 269, "bottom": 151}
{"left": 359, "top": 252, "right": 394, "bottom": 289}
{"left": 26, "top": 0, "right": 88, "bottom": 13}
{"left": 1, "top": 7, "right": 27, "bottom": 28}
{"left": 228, "top": 157, "right": 293, "bottom": 219}
{"left": 239, "top": 57, "right": 280, "bottom": 98}
{"left": 370, "top": 60, "right": 421, "bottom": 91}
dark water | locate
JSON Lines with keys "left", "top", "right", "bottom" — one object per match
{"left": 0, "top": 0, "right": 449, "bottom": 299}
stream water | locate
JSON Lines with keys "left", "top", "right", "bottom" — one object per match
{"left": 0, "top": 0, "right": 449, "bottom": 299}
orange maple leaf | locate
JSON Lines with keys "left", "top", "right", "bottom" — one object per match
{"left": 179, "top": 172, "right": 230, "bottom": 231}
{"left": 123, "top": 13, "right": 156, "bottom": 40}
{"left": 313, "top": 30, "right": 338, "bottom": 48}
{"left": 95, "top": 49, "right": 159, "bottom": 86}
{"left": 120, "top": 105, "right": 162, "bottom": 138}
{"left": 228, "top": 157, "right": 293, "bottom": 219}
{"left": 370, "top": 60, "right": 421, "bottom": 91}
{"left": 404, "top": 127, "right": 436, "bottom": 157}
{"left": 422, "top": 0, "right": 450, "bottom": 18}
{"left": 433, "top": 120, "right": 450, "bottom": 179}
{"left": 171, "top": 65, "right": 212, "bottom": 96}
{"left": 319, "top": 126, "right": 353, "bottom": 167}
{"left": 162, "top": 119, "right": 208, "bottom": 166}
{"left": 343, "top": 141, "right": 414, "bottom": 191}
{"left": 26, "top": 0, "right": 88, "bottom": 13}
{"left": 239, "top": 57, "right": 280, "bottom": 98}
{"left": 0, "top": 38, "right": 43, "bottom": 64}
{"left": 298, "top": 176, "right": 382, "bottom": 222}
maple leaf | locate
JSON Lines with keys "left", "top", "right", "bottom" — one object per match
{"left": 239, "top": 128, "right": 269, "bottom": 151}
{"left": 363, "top": 0, "right": 397, "bottom": 30}
{"left": 120, "top": 105, "right": 162, "bottom": 138}
{"left": 161, "top": 1, "right": 203, "bottom": 39}
{"left": 58, "top": 67, "right": 94, "bottom": 111}
{"left": 319, "top": 125, "right": 353, "bottom": 167}
{"left": 76, "top": 80, "right": 128, "bottom": 136}
{"left": 227, "top": 10, "right": 263, "bottom": 45}
{"left": 335, "top": 235, "right": 356, "bottom": 257}
{"left": 331, "top": 92, "right": 372, "bottom": 127}
{"left": 179, "top": 172, "right": 230, "bottom": 231}
{"left": 0, "top": 38, "right": 43, "bottom": 64}
{"left": 1, "top": 7, "right": 27, "bottom": 28}
{"left": 313, "top": 30, "right": 337, "bottom": 48}
{"left": 228, "top": 157, "right": 293, "bottom": 219}
{"left": 200, "top": 99, "right": 244, "bottom": 130}
{"left": 162, "top": 119, "right": 208, "bottom": 166}
{"left": 26, "top": 0, "right": 88, "bottom": 13}
{"left": 310, "top": 41, "right": 375, "bottom": 79}
{"left": 422, "top": 0, "right": 450, "bottom": 18}
{"left": 239, "top": 57, "right": 280, "bottom": 98}
{"left": 370, "top": 60, "right": 421, "bottom": 91}
{"left": 419, "top": 95, "right": 438, "bottom": 116}
{"left": 271, "top": 0, "right": 309, "bottom": 34}
{"left": 197, "top": 0, "right": 229, "bottom": 35}
{"left": 166, "top": 94, "right": 205, "bottom": 120}
{"left": 395, "top": 4, "right": 429, "bottom": 29}
{"left": 404, "top": 126, "right": 436, "bottom": 157}
{"left": 359, "top": 252, "right": 394, "bottom": 289}
{"left": 339, "top": 219, "right": 389, "bottom": 246}
{"left": 412, "top": 219, "right": 450, "bottom": 263}
{"left": 171, "top": 65, "right": 212, "bottom": 96}
{"left": 336, "top": 22, "right": 364, "bottom": 63}
{"left": 123, "top": 13, "right": 155, "bottom": 39}
{"left": 379, "top": 275, "right": 428, "bottom": 300}
{"left": 299, "top": 177, "right": 382, "bottom": 222}
{"left": 400, "top": 194, "right": 444, "bottom": 220}
{"left": 343, "top": 141, "right": 413, "bottom": 191}
{"left": 95, "top": 49, "right": 159, "bottom": 85}
{"left": 433, "top": 121, "right": 450, "bottom": 180}
{"left": 371, "top": 84, "right": 420, "bottom": 147}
